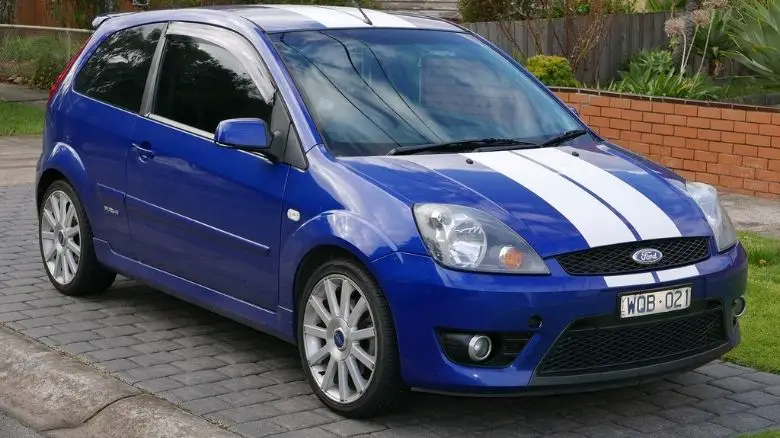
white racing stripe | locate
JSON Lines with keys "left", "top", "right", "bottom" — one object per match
{"left": 463, "top": 151, "right": 636, "bottom": 248}
{"left": 656, "top": 265, "right": 700, "bottom": 282}
{"left": 363, "top": 10, "right": 417, "bottom": 27}
{"left": 268, "top": 5, "right": 370, "bottom": 27}
{"left": 517, "top": 148, "right": 682, "bottom": 241}
{"left": 604, "top": 273, "right": 655, "bottom": 288}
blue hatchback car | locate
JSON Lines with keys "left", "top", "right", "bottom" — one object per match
{"left": 36, "top": 4, "right": 748, "bottom": 417}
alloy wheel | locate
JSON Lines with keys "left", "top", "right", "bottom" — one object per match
{"left": 303, "top": 274, "right": 378, "bottom": 404}
{"left": 40, "top": 190, "right": 81, "bottom": 285}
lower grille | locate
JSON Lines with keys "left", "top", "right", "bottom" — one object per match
{"left": 537, "top": 302, "right": 727, "bottom": 376}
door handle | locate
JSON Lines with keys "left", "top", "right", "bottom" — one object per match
{"left": 132, "top": 142, "right": 155, "bottom": 162}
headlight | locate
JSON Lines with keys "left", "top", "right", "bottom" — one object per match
{"left": 685, "top": 182, "right": 737, "bottom": 252}
{"left": 413, "top": 204, "right": 549, "bottom": 274}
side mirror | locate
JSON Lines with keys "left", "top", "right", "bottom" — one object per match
{"left": 567, "top": 105, "right": 580, "bottom": 117}
{"left": 215, "top": 118, "right": 272, "bottom": 151}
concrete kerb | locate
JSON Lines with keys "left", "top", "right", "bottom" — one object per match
{"left": 0, "top": 325, "right": 239, "bottom": 438}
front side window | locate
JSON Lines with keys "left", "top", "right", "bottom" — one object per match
{"left": 271, "top": 29, "right": 585, "bottom": 157}
{"left": 74, "top": 23, "right": 164, "bottom": 112}
{"left": 153, "top": 33, "right": 273, "bottom": 134}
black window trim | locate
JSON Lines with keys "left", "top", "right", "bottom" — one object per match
{"left": 141, "top": 20, "right": 308, "bottom": 170}
{"left": 72, "top": 21, "right": 168, "bottom": 116}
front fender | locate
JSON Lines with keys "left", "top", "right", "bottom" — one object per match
{"left": 277, "top": 210, "right": 399, "bottom": 310}
{"left": 38, "top": 142, "right": 99, "bottom": 221}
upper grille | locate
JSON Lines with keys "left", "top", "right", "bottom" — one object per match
{"left": 555, "top": 237, "right": 710, "bottom": 276}
{"left": 537, "top": 302, "right": 727, "bottom": 376}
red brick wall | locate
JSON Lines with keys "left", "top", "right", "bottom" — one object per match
{"left": 551, "top": 88, "right": 780, "bottom": 199}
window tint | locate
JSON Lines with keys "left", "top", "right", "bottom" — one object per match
{"left": 74, "top": 23, "right": 163, "bottom": 112}
{"left": 153, "top": 34, "right": 273, "bottom": 134}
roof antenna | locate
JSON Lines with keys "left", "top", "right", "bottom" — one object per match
{"left": 352, "top": 0, "right": 373, "bottom": 25}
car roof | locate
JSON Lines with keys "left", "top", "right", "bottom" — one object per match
{"left": 223, "top": 5, "right": 462, "bottom": 33}
{"left": 99, "top": 5, "right": 464, "bottom": 34}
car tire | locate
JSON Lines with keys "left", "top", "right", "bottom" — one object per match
{"left": 38, "top": 180, "right": 116, "bottom": 296}
{"left": 297, "top": 257, "right": 406, "bottom": 418}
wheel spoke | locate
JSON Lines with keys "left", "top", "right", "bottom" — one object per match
{"left": 53, "top": 252, "right": 62, "bottom": 278}
{"left": 41, "top": 231, "right": 55, "bottom": 241}
{"left": 49, "top": 196, "right": 61, "bottom": 222}
{"left": 61, "top": 251, "right": 71, "bottom": 283}
{"left": 66, "top": 238, "right": 80, "bottom": 257}
{"left": 59, "top": 196, "right": 68, "bottom": 224}
{"left": 321, "top": 356, "right": 337, "bottom": 391}
{"left": 65, "top": 251, "right": 78, "bottom": 276}
{"left": 340, "top": 279, "right": 353, "bottom": 322}
{"left": 43, "top": 243, "right": 56, "bottom": 262}
{"left": 347, "top": 297, "right": 367, "bottom": 327}
{"left": 64, "top": 202, "right": 76, "bottom": 227}
{"left": 351, "top": 327, "right": 375, "bottom": 342}
{"left": 347, "top": 356, "right": 367, "bottom": 393}
{"left": 337, "top": 360, "right": 349, "bottom": 402}
{"left": 353, "top": 345, "right": 375, "bottom": 370}
{"left": 303, "top": 323, "right": 327, "bottom": 339}
{"left": 307, "top": 344, "right": 330, "bottom": 366}
{"left": 310, "top": 297, "right": 332, "bottom": 325}
{"left": 42, "top": 209, "right": 57, "bottom": 229}
{"left": 324, "top": 278, "right": 340, "bottom": 318}
{"left": 64, "top": 226, "right": 79, "bottom": 239}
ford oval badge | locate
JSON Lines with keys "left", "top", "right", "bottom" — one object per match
{"left": 632, "top": 248, "right": 663, "bottom": 264}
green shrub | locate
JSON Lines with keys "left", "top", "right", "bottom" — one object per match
{"left": 645, "top": 0, "right": 685, "bottom": 11}
{"left": 459, "top": 0, "right": 513, "bottom": 22}
{"left": 625, "top": 49, "right": 675, "bottom": 76}
{"left": 28, "top": 53, "right": 67, "bottom": 90}
{"left": 524, "top": 55, "right": 579, "bottom": 87}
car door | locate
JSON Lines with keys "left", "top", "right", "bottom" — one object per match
{"left": 125, "top": 22, "right": 291, "bottom": 311}
{"left": 62, "top": 22, "right": 166, "bottom": 258}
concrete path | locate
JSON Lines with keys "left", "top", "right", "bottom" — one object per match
{"left": 0, "top": 83, "right": 48, "bottom": 108}
{"left": 2, "top": 135, "right": 780, "bottom": 437}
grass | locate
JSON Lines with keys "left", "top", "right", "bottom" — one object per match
{"left": 741, "top": 431, "right": 780, "bottom": 438}
{"left": 723, "top": 232, "right": 780, "bottom": 374}
{"left": 0, "top": 101, "right": 45, "bottom": 136}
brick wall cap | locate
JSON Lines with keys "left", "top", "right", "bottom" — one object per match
{"left": 548, "top": 87, "right": 780, "bottom": 114}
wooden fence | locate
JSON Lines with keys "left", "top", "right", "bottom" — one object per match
{"left": 466, "top": 11, "right": 674, "bottom": 85}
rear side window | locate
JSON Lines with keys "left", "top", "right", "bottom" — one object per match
{"left": 74, "top": 23, "right": 164, "bottom": 112}
{"left": 152, "top": 34, "right": 274, "bottom": 134}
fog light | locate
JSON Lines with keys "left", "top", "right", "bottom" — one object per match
{"left": 733, "top": 297, "right": 746, "bottom": 317}
{"left": 468, "top": 334, "right": 492, "bottom": 362}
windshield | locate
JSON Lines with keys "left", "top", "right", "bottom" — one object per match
{"left": 271, "top": 29, "right": 585, "bottom": 157}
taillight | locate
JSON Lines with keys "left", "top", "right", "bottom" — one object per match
{"left": 49, "top": 37, "right": 91, "bottom": 102}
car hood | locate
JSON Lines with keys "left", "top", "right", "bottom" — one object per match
{"left": 339, "top": 143, "right": 713, "bottom": 258}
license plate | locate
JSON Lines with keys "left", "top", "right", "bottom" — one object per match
{"left": 620, "top": 286, "right": 691, "bottom": 319}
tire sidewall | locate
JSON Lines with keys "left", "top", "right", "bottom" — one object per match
{"left": 297, "top": 259, "right": 401, "bottom": 416}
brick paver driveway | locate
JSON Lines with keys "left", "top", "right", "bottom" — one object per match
{"left": 2, "top": 136, "right": 780, "bottom": 437}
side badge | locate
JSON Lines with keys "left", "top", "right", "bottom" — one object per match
{"left": 103, "top": 206, "right": 119, "bottom": 216}
{"left": 287, "top": 209, "right": 300, "bottom": 222}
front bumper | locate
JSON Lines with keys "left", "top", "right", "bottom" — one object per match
{"left": 371, "top": 242, "right": 747, "bottom": 394}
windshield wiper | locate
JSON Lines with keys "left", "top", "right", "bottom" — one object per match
{"left": 386, "top": 138, "right": 535, "bottom": 156}
{"left": 538, "top": 129, "right": 589, "bottom": 147}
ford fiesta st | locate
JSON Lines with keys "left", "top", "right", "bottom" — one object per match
{"left": 35, "top": 4, "right": 747, "bottom": 417}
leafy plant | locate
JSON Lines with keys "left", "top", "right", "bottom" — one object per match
{"left": 459, "top": 0, "right": 513, "bottom": 21}
{"left": 28, "top": 53, "right": 67, "bottom": 89}
{"left": 625, "top": 49, "right": 675, "bottom": 76}
{"left": 524, "top": 55, "right": 580, "bottom": 87}
{"left": 728, "top": 0, "right": 780, "bottom": 83}
{"left": 608, "top": 62, "right": 723, "bottom": 99}
{"left": 693, "top": 8, "right": 735, "bottom": 76}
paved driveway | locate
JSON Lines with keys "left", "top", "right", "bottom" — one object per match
{"left": 2, "top": 136, "right": 780, "bottom": 438}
